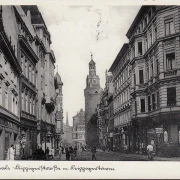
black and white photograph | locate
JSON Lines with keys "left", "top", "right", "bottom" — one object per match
{"left": 0, "top": 1, "right": 180, "bottom": 169}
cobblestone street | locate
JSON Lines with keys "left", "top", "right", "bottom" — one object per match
{"left": 52, "top": 150, "right": 180, "bottom": 161}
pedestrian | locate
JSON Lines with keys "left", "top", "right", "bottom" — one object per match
{"left": 62, "top": 146, "right": 64, "bottom": 154}
{"left": 45, "top": 147, "right": 49, "bottom": 159}
{"left": 51, "top": 147, "right": 55, "bottom": 159}
{"left": 69, "top": 146, "right": 74, "bottom": 160}
{"left": 74, "top": 146, "right": 77, "bottom": 157}
{"left": 59, "top": 146, "right": 62, "bottom": 159}
{"left": 65, "top": 147, "right": 70, "bottom": 160}
{"left": 7, "top": 145, "right": 15, "bottom": 160}
{"left": 91, "top": 146, "right": 97, "bottom": 160}
{"left": 147, "top": 142, "right": 154, "bottom": 160}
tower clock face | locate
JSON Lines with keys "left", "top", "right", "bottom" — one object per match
{"left": 93, "top": 80, "right": 97, "bottom": 83}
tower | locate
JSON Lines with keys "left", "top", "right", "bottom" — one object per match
{"left": 84, "top": 53, "right": 102, "bottom": 146}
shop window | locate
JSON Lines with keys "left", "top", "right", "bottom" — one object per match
{"left": 140, "top": 98, "right": 145, "bottom": 112}
{"left": 167, "top": 87, "right": 176, "bottom": 106}
{"left": 138, "top": 42, "right": 142, "bottom": 56}
{"left": 148, "top": 96, "right": 151, "bottom": 112}
{"left": 152, "top": 93, "right": 156, "bottom": 110}
{"left": 166, "top": 52, "right": 175, "bottom": 70}
{"left": 165, "top": 17, "right": 174, "bottom": 36}
{"left": 139, "top": 69, "right": 144, "bottom": 84}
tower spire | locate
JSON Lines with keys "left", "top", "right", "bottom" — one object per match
{"left": 66, "top": 112, "right": 69, "bottom": 126}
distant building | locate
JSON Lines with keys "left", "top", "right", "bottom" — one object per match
{"left": 54, "top": 71, "right": 64, "bottom": 150}
{"left": 72, "top": 109, "right": 85, "bottom": 149}
{"left": 98, "top": 70, "right": 114, "bottom": 150}
{"left": 62, "top": 112, "right": 72, "bottom": 146}
{"left": 84, "top": 54, "right": 103, "bottom": 146}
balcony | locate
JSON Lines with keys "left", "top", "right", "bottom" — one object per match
{"left": 21, "top": 110, "right": 36, "bottom": 121}
{"left": 164, "top": 70, "right": 177, "bottom": 77}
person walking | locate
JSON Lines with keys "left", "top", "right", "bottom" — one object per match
{"left": 74, "top": 146, "right": 77, "bottom": 157}
{"left": 91, "top": 146, "right": 97, "bottom": 161}
{"left": 147, "top": 143, "right": 154, "bottom": 160}
{"left": 59, "top": 146, "right": 62, "bottom": 159}
{"left": 62, "top": 146, "right": 64, "bottom": 154}
{"left": 7, "top": 145, "right": 15, "bottom": 160}
{"left": 51, "top": 147, "right": 55, "bottom": 159}
{"left": 65, "top": 147, "right": 70, "bottom": 160}
{"left": 45, "top": 147, "right": 49, "bottom": 160}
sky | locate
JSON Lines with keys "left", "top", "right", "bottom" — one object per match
{"left": 38, "top": 4, "right": 141, "bottom": 126}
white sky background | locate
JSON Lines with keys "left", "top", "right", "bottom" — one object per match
{"left": 38, "top": 5, "right": 141, "bottom": 126}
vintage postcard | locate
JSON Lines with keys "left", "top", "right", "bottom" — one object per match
{"left": 0, "top": 0, "right": 180, "bottom": 179}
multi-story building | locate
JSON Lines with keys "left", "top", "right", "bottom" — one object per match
{"left": 21, "top": 6, "right": 57, "bottom": 153}
{"left": 72, "top": 109, "right": 85, "bottom": 149}
{"left": 54, "top": 72, "right": 64, "bottom": 150}
{"left": 84, "top": 54, "right": 103, "bottom": 146}
{"left": 0, "top": 6, "right": 22, "bottom": 160}
{"left": 109, "top": 44, "right": 132, "bottom": 152}
{"left": 98, "top": 71, "right": 114, "bottom": 150}
{"left": 126, "top": 5, "right": 180, "bottom": 153}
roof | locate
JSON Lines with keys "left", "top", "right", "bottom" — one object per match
{"left": 15, "top": 6, "right": 36, "bottom": 38}
{"left": 55, "top": 72, "right": 63, "bottom": 84}
{"left": 109, "top": 43, "right": 129, "bottom": 72}
{"left": 89, "top": 59, "right": 95, "bottom": 66}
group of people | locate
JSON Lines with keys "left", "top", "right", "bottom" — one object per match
{"left": 60, "top": 146, "right": 77, "bottom": 160}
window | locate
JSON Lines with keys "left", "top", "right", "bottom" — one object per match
{"left": 144, "top": 16, "right": 148, "bottom": 28}
{"left": 25, "top": 60, "right": 28, "bottom": 78}
{"left": 166, "top": 52, "right": 175, "bottom": 70}
{"left": 148, "top": 96, "right": 151, "bottom": 112}
{"left": 138, "top": 42, "right": 142, "bottom": 56}
{"left": 29, "top": 65, "right": 31, "bottom": 82}
{"left": 151, "top": 62, "right": 154, "bottom": 78}
{"left": 156, "top": 59, "right": 159, "bottom": 75}
{"left": 149, "top": 33, "right": 152, "bottom": 47}
{"left": 134, "top": 73, "right": 136, "bottom": 86}
{"left": 135, "top": 100, "right": 137, "bottom": 114}
{"left": 21, "top": 92, "right": 24, "bottom": 111}
{"left": 147, "top": 66, "right": 149, "bottom": 80}
{"left": 132, "top": 46, "right": 135, "bottom": 58}
{"left": 165, "top": 17, "right": 174, "bottom": 36}
{"left": 21, "top": 53, "right": 24, "bottom": 73}
{"left": 154, "top": 26, "right": 157, "bottom": 40}
{"left": 5, "top": 90, "right": 8, "bottom": 110}
{"left": 167, "top": 87, "right": 176, "bottom": 106}
{"left": 148, "top": 9, "right": 152, "bottom": 20}
{"left": 25, "top": 94, "right": 28, "bottom": 112}
{"left": 139, "top": 69, "right": 144, "bottom": 84}
{"left": 152, "top": 94, "right": 156, "bottom": 110}
{"left": 140, "top": 98, "right": 145, "bottom": 112}
{"left": 157, "top": 91, "right": 160, "bottom": 108}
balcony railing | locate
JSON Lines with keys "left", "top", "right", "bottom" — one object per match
{"left": 164, "top": 70, "right": 177, "bottom": 77}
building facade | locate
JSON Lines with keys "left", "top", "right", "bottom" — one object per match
{"left": 109, "top": 44, "right": 132, "bottom": 152}
{"left": 84, "top": 54, "right": 103, "bottom": 146}
{"left": 126, "top": 5, "right": 180, "bottom": 153}
{"left": 72, "top": 109, "right": 85, "bottom": 149}
{"left": 0, "top": 6, "right": 22, "bottom": 160}
{"left": 98, "top": 71, "right": 114, "bottom": 150}
{"left": 0, "top": 5, "right": 60, "bottom": 159}
{"left": 54, "top": 72, "right": 64, "bottom": 151}
{"left": 108, "top": 5, "right": 180, "bottom": 154}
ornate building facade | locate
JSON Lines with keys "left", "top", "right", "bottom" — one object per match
{"left": 84, "top": 54, "right": 103, "bottom": 146}
{"left": 0, "top": 5, "right": 61, "bottom": 159}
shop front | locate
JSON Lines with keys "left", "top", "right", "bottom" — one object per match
{"left": 0, "top": 113, "right": 20, "bottom": 160}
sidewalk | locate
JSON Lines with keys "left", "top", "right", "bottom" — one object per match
{"left": 97, "top": 149, "right": 180, "bottom": 161}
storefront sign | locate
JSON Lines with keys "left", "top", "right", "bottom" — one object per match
{"left": 155, "top": 128, "right": 163, "bottom": 134}
{"left": 147, "top": 128, "right": 155, "bottom": 134}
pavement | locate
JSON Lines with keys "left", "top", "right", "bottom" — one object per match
{"left": 51, "top": 150, "right": 180, "bottom": 161}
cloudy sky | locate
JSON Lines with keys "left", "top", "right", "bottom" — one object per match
{"left": 38, "top": 4, "right": 141, "bottom": 126}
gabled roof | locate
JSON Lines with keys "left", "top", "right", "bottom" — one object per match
{"left": 109, "top": 43, "right": 129, "bottom": 72}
